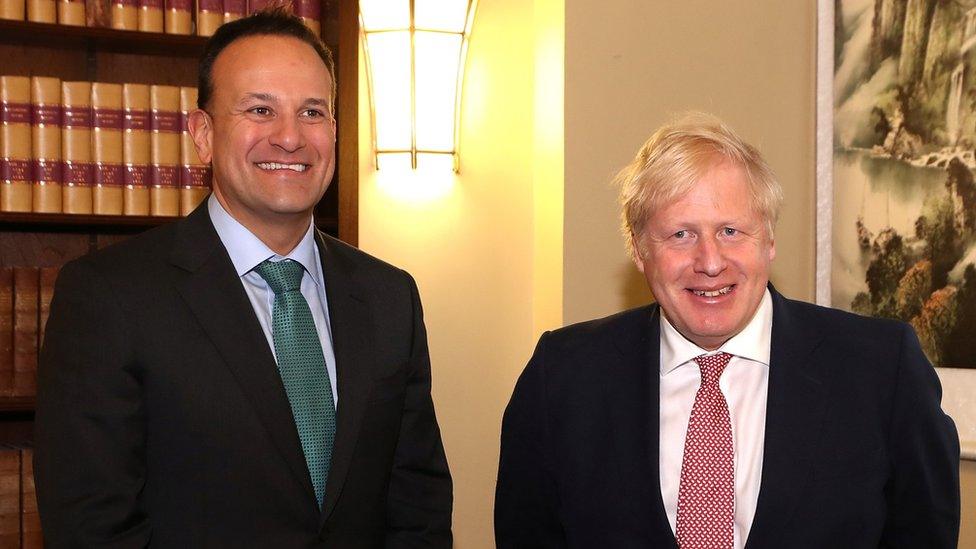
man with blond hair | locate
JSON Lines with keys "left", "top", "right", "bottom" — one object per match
{"left": 495, "top": 114, "right": 959, "bottom": 548}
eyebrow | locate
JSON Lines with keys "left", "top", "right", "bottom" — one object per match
{"left": 238, "top": 93, "right": 330, "bottom": 108}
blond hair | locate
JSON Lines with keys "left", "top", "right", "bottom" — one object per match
{"left": 616, "top": 113, "right": 783, "bottom": 259}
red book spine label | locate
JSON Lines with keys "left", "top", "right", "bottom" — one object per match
{"left": 181, "top": 166, "right": 211, "bottom": 188}
{"left": 0, "top": 102, "right": 30, "bottom": 124}
{"left": 141, "top": 0, "right": 163, "bottom": 8}
{"left": 198, "top": 0, "right": 219, "bottom": 10}
{"left": 151, "top": 111, "right": 179, "bottom": 133}
{"left": 32, "top": 160, "right": 62, "bottom": 183}
{"left": 1, "top": 160, "right": 31, "bottom": 182}
{"left": 125, "top": 164, "right": 149, "bottom": 187}
{"left": 179, "top": 111, "right": 189, "bottom": 132}
{"left": 124, "top": 109, "right": 149, "bottom": 131}
{"left": 93, "top": 108, "right": 123, "bottom": 130}
{"left": 32, "top": 105, "right": 62, "bottom": 127}
{"left": 151, "top": 165, "right": 178, "bottom": 187}
{"left": 63, "top": 161, "right": 92, "bottom": 186}
{"left": 247, "top": 0, "right": 268, "bottom": 13}
{"left": 62, "top": 106, "right": 92, "bottom": 129}
{"left": 224, "top": 0, "right": 244, "bottom": 15}
{"left": 95, "top": 164, "right": 124, "bottom": 187}
{"left": 167, "top": 0, "right": 191, "bottom": 9}
{"left": 296, "top": 0, "right": 319, "bottom": 19}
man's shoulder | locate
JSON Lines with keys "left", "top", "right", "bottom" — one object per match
{"left": 64, "top": 220, "right": 179, "bottom": 280}
{"left": 540, "top": 305, "right": 656, "bottom": 355}
{"left": 775, "top": 291, "right": 908, "bottom": 340}
{"left": 316, "top": 231, "right": 415, "bottom": 289}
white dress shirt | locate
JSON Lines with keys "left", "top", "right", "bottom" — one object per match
{"left": 208, "top": 195, "right": 339, "bottom": 406}
{"left": 659, "top": 289, "right": 772, "bottom": 549}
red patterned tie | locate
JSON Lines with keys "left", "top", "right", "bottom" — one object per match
{"left": 675, "top": 352, "right": 734, "bottom": 549}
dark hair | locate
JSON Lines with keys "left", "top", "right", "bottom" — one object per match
{"left": 197, "top": 5, "right": 336, "bottom": 112}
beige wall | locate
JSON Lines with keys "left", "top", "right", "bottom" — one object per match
{"left": 963, "top": 460, "right": 976, "bottom": 548}
{"left": 358, "top": 0, "right": 562, "bottom": 545}
{"left": 563, "top": 0, "right": 818, "bottom": 324}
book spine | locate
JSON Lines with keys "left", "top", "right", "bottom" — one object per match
{"left": 246, "top": 0, "right": 267, "bottom": 14}
{"left": 137, "top": 0, "right": 162, "bottom": 32}
{"left": 222, "top": 0, "right": 243, "bottom": 23}
{"left": 179, "top": 86, "right": 210, "bottom": 216}
{"left": 30, "top": 76, "right": 62, "bottom": 214}
{"left": 92, "top": 82, "right": 124, "bottom": 215}
{"left": 196, "top": 0, "right": 221, "bottom": 35}
{"left": 110, "top": 0, "right": 137, "bottom": 29}
{"left": 26, "top": 0, "right": 54, "bottom": 22}
{"left": 62, "top": 81, "right": 93, "bottom": 215}
{"left": 150, "top": 85, "right": 179, "bottom": 217}
{"left": 0, "top": 448, "right": 19, "bottom": 549}
{"left": 20, "top": 448, "right": 41, "bottom": 549}
{"left": 38, "top": 267, "right": 57, "bottom": 350}
{"left": 57, "top": 0, "right": 85, "bottom": 25}
{"left": 0, "top": 0, "right": 25, "bottom": 20}
{"left": 0, "top": 268, "right": 12, "bottom": 398}
{"left": 11, "top": 268, "right": 37, "bottom": 399}
{"left": 86, "top": 0, "right": 111, "bottom": 26}
{"left": 0, "top": 76, "right": 31, "bottom": 213}
{"left": 296, "top": 0, "right": 319, "bottom": 36}
{"left": 164, "top": 0, "right": 190, "bottom": 34}
{"left": 122, "top": 83, "right": 150, "bottom": 216}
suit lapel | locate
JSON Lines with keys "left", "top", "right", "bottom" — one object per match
{"left": 607, "top": 305, "right": 679, "bottom": 547}
{"left": 745, "top": 288, "right": 827, "bottom": 548}
{"left": 168, "top": 205, "right": 318, "bottom": 508}
{"left": 315, "top": 232, "right": 374, "bottom": 523}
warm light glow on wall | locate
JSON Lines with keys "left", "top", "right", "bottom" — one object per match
{"left": 360, "top": 0, "right": 477, "bottom": 172}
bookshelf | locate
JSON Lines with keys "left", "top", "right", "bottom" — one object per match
{"left": 0, "top": 0, "right": 359, "bottom": 433}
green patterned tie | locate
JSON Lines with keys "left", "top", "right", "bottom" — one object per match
{"left": 253, "top": 259, "right": 335, "bottom": 508}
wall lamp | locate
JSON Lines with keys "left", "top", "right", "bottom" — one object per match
{"left": 360, "top": 0, "right": 477, "bottom": 172}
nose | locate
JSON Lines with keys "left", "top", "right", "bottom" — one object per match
{"left": 268, "top": 113, "right": 304, "bottom": 152}
{"left": 693, "top": 235, "right": 727, "bottom": 276}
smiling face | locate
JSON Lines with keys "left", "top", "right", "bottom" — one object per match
{"left": 189, "top": 34, "right": 336, "bottom": 235}
{"left": 633, "top": 160, "right": 775, "bottom": 350}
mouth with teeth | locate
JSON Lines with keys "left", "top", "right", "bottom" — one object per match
{"left": 256, "top": 162, "right": 310, "bottom": 173}
{"left": 689, "top": 285, "right": 735, "bottom": 298}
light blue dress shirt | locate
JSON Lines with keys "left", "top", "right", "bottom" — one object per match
{"left": 208, "top": 195, "right": 339, "bottom": 407}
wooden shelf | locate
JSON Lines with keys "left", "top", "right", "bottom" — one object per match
{"left": 0, "top": 19, "right": 208, "bottom": 57}
{"left": 0, "top": 211, "right": 181, "bottom": 230}
{"left": 0, "top": 398, "right": 35, "bottom": 413}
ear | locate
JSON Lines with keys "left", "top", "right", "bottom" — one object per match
{"left": 768, "top": 237, "right": 776, "bottom": 262}
{"left": 187, "top": 109, "right": 214, "bottom": 165}
{"left": 630, "top": 231, "right": 646, "bottom": 273}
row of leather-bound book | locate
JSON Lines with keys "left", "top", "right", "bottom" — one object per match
{"left": 0, "top": 444, "right": 41, "bottom": 549}
{"left": 0, "top": 76, "right": 212, "bottom": 217}
{"left": 0, "top": 0, "right": 321, "bottom": 36}
{"left": 0, "top": 267, "right": 58, "bottom": 400}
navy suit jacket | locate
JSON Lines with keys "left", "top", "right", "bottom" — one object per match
{"left": 495, "top": 288, "right": 959, "bottom": 548}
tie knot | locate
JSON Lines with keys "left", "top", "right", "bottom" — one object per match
{"left": 253, "top": 259, "right": 305, "bottom": 295}
{"left": 693, "top": 352, "right": 732, "bottom": 385}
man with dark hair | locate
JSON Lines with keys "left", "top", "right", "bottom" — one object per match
{"left": 35, "top": 9, "right": 452, "bottom": 547}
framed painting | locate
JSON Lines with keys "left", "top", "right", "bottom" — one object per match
{"left": 818, "top": 0, "right": 976, "bottom": 444}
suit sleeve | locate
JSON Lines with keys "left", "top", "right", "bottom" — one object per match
{"left": 33, "top": 259, "right": 150, "bottom": 548}
{"left": 495, "top": 333, "right": 566, "bottom": 548}
{"left": 384, "top": 273, "right": 453, "bottom": 548}
{"left": 881, "top": 323, "right": 960, "bottom": 548}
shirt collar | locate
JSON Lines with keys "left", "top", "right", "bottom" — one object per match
{"left": 659, "top": 288, "right": 773, "bottom": 376}
{"left": 207, "top": 194, "right": 323, "bottom": 286}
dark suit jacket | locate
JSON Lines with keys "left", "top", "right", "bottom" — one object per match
{"left": 34, "top": 203, "right": 452, "bottom": 548}
{"left": 495, "top": 288, "right": 959, "bottom": 548}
